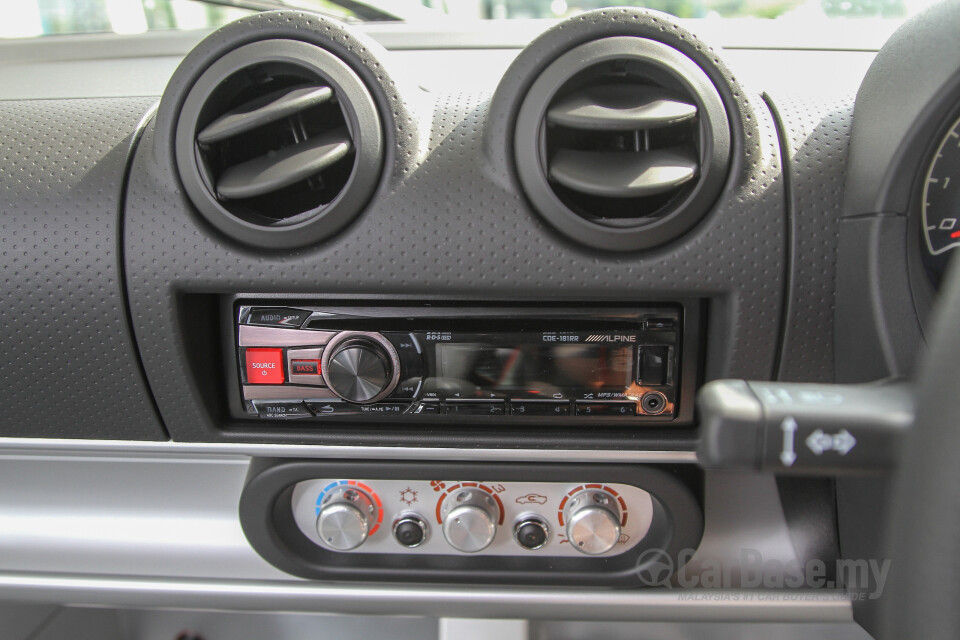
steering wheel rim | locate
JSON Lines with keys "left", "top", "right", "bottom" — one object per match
{"left": 882, "top": 260, "right": 960, "bottom": 639}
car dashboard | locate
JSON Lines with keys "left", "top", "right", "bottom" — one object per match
{"left": 0, "top": 3, "right": 957, "bottom": 639}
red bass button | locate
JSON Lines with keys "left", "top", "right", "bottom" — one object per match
{"left": 245, "top": 348, "right": 284, "bottom": 384}
{"left": 291, "top": 359, "right": 321, "bottom": 375}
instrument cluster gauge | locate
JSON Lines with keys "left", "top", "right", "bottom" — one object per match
{"left": 921, "top": 112, "right": 960, "bottom": 289}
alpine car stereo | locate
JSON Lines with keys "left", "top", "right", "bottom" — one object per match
{"left": 231, "top": 303, "right": 698, "bottom": 425}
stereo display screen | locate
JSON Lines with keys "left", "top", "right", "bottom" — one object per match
{"left": 434, "top": 340, "right": 634, "bottom": 396}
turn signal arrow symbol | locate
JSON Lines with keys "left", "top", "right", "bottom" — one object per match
{"left": 806, "top": 428, "right": 857, "bottom": 456}
{"left": 832, "top": 429, "right": 857, "bottom": 455}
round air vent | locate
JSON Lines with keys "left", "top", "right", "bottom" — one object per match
{"left": 514, "top": 37, "right": 730, "bottom": 251}
{"left": 175, "top": 39, "right": 383, "bottom": 248}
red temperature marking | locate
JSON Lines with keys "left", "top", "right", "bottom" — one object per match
{"left": 951, "top": 230, "right": 960, "bottom": 238}
{"left": 478, "top": 484, "right": 505, "bottom": 525}
{"left": 348, "top": 481, "right": 382, "bottom": 534}
{"left": 435, "top": 482, "right": 462, "bottom": 523}
{"left": 434, "top": 482, "right": 504, "bottom": 525}
{"left": 558, "top": 486, "right": 630, "bottom": 528}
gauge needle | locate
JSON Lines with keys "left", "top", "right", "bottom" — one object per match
{"left": 951, "top": 230, "right": 960, "bottom": 238}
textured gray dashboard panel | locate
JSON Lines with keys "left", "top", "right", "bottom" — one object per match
{"left": 122, "top": 12, "right": 787, "bottom": 444}
{"left": 766, "top": 94, "right": 855, "bottom": 383}
{"left": 0, "top": 98, "right": 165, "bottom": 440}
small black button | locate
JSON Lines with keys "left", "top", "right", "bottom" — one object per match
{"left": 392, "top": 377, "right": 424, "bottom": 400}
{"left": 411, "top": 402, "right": 443, "bottom": 414}
{"left": 511, "top": 401, "right": 570, "bottom": 416}
{"left": 639, "top": 346, "right": 669, "bottom": 386}
{"left": 393, "top": 517, "right": 426, "bottom": 548}
{"left": 447, "top": 401, "right": 506, "bottom": 416}
{"left": 246, "top": 308, "right": 310, "bottom": 328}
{"left": 575, "top": 401, "right": 637, "bottom": 417}
{"left": 254, "top": 401, "right": 312, "bottom": 419}
{"left": 646, "top": 318, "right": 676, "bottom": 331}
{"left": 515, "top": 520, "right": 549, "bottom": 550}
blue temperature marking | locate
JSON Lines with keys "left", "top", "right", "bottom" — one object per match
{"left": 315, "top": 480, "right": 348, "bottom": 515}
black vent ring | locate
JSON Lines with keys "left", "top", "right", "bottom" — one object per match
{"left": 175, "top": 39, "right": 383, "bottom": 249}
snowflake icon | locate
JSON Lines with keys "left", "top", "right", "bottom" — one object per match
{"left": 399, "top": 487, "right": 419, "bottom": 505}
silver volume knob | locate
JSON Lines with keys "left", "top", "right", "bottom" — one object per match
{"left": 441, "top": 489, "right": 500, "bottom": 553}
{"left": 564, "top": 489, "right": 621, "bottom": 556}
{"left": 316, "top": 486, "right": 377, "bottom": 551}
{"left": 321, "top": 332, "right": 400, "bottom": 404}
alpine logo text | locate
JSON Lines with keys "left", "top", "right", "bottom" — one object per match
{"left": 584, "top": 335, "right": 637, "bottom": 342}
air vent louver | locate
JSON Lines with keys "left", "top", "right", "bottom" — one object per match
{"left": 514, "top": 37, "right": 730, "bottom": 251}
{"left": 175, "top": 39, "right": 383, "bottom": 249}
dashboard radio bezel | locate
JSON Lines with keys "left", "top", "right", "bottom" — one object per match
{"left": 227, "top": 299, "right": 701, "bottom": 429}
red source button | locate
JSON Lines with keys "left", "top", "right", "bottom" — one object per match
{"left": 245, "top": 348, "right": 285, "bottom": 384}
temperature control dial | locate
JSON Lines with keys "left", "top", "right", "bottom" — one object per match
{"left": 564, "top": 489, "right": 621, "bottom": 555}
{"left": 316, "top": 486, "right": 377, "bottom": 550}
{"left": 441, "top": 489, "right": 500, "bottom": 553}
{"left": 321, "top": 332, "right": 400, "bottom": 404}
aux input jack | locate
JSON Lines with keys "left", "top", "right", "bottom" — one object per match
{"left": 640, "top": 391, "right": 667, "bottom": 415}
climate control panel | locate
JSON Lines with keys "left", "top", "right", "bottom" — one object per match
{"left": 290, "top": 478, "right": 653, "bottom": 557}
{"left": 239, "top": 460, "right": 703, "bottom": 586}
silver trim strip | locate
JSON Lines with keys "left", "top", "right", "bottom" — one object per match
{"left": 0, "top": 437, "right": 698, "bottom": 463}
{"left": 0, "top": 574, "right": 853, "bottom": 622}
{"left": 242, "top": 385, "right": 336, "bottom": 400}
{"left": 239, "top": 325, "right": 336, "bottom": 347}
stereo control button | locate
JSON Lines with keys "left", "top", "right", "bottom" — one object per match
{"left": 254, "top": 401, "right": 311, "bottom": 419}
{"left": 308, "top": 401, "right": 353, "bottom": 416}
{"left": 639, "top": 346, "right": 668, "bottom": 386}
{"left": 326, "top": 339, "right": 392, "bottom": 403}
{"left": 411, "top": 402, "right": 443, "bottom": 414}
{"left": 393, "top": 377, "right": 423, "bottom": 399}
{"left": 245, "top": 348, "right": 285, "bottom": 384}
{"left": 511, "top": 401, "right": 570, "bottom": 416}
{"left": 447, "top": 401, "right": 505, "bottom": 416}
{"left": 384, "top": 333, "right": 424, "bottom": 399}
{"left": 645, "top": 318, "right": 676, "bottom": 331}
{"left": 287, "top": 347, "right": 325, "bottom": 386}
{"left": 245, "top": 308, "right": 310, "bottom": 328}
{"left": 290, "top": 359, "right": 320, "bottom": 376}
{"left": 575, "top": 401, "right": 636, "bottom": 416}
{"left": 305, "top": 401, "right": 408, "bottom": 416}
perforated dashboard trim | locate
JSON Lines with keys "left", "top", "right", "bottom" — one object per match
{"left": 766, "top": 94, "right": 855, "bottom": 384}
{"left": 123, "top": 11, "right": 786, "bottom": 444}
{"left": 0, "top": 98, "right": 165, "bottom": 440}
